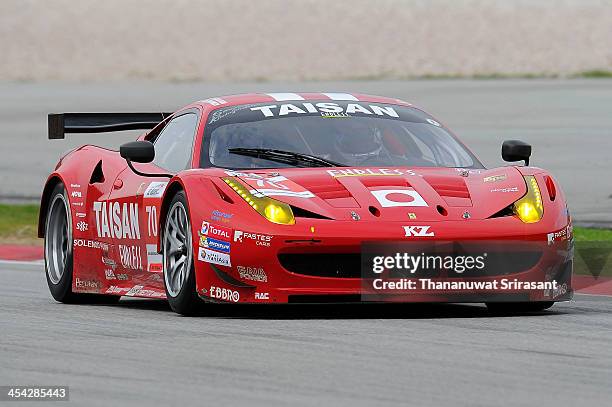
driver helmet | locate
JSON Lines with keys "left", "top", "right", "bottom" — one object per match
{"left": 334, "top": 119, "right": 383, "bottom": 161}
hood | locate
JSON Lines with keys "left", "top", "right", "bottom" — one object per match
{"left": 229, "top": 166, "right": 527, "bottom": 222}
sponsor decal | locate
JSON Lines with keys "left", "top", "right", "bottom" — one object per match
{"left": 70, "top": 184, "right": 81, "bottom": 189}
{"left": 200, "top": 221, "right": 231, "bottom": 240}
{"left": 490, "top": 187, "right": 519, "bottom": 193}
{"left": 547, "top": 225, "right": 573, "bottom": 246}
{"left": 201, "top": 97, "right": 227, "bottom": 106}
{"left": 75, "top": 221, "right": 88, "bottom": 232}
{"left": 250, "top": 102, "right": 399, "bottom": 118}
{"left": 210, "top": 285, "right": 240, "bottom": 302}
{"left": 102, "top": 256, "right": 117, "bottom": 269}
{"left": 198, "top": 247, "right": 231, "bottom": 267}
{"left": 211, "top": 210, "right": 233, "bottom": 223}
{"left": 426, "top": 118, "right": 441, "bottom": 126}
{"left": 71, "top": 190, "right": 82, "bottom": 198}
{"left": 75, "top": 278, "right": 100, "bottom": 291}
{"left": 93, "top": 201, "right": 141, "bottom": 239}
{"left": 234, "top": 230, "right": 272, "bottom": 247}
{"left": 403, "top": 226, "right": 435, "bottom": 237}
{"left": 225, "top": 171, "right": 315, "bottom": 199}
{"left": 327, "top": 168, "right": 418, "bottom": 178}
{"left": 408, "top": 213, "right": 417, "bottom": 220}
{"left": 119, "top": 244, "right": 143, "bottom": 271}
{"left": 105, "top": 269, "right": 116, "bottom": 280}
{"left": 146, "top": 244, "right": 163, "bottom": 272}
{"left": 255, "top": 292, "right": 270, "bottom": 300}
{"left": 143, "top": 182, "right": 168, "bottom": 198}
{"left": 74, "top": 239, "right": 108, "bottom": 250}
{"left": 116, "top": 273, "right": 130, "bottom": 281}
{"left": 76, "top": 212, "right": 86, "bottom": 218}
{"left": 72, "top": 202, "right": 84, "bottom": 207}
{"left": 145, "top": 206, "right": 158, "bottom": 237}
{"left": 371, "top": 189, "right": 428, "bottom": 208}
{"left": 106, "top": 285, "right": 124, "bottom": 295}
{"left": 125, "top": 285, "right": 144, "bottom": 297}
{"left": 237, "top": 266, "right": 268, "bottom": 282}
{"left": 251, "top": 189, "right": 314, "bottom": 198}
{"left": 483, "top": 174, "right": 507, "bottom": 183}
{"left": 200, "top": 236, "right": 231, "bottom": 253}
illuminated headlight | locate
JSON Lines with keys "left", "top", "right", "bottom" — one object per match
{"left": 223, "top": 178, "right": 295, "bottom": 225}
{"left": 513, "top": 176, "right": 543, "bottom": 223}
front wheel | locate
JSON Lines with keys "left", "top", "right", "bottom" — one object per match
{"left": 486, "top": 301, "right": 554, "bottom": 315}
{"left": 163, "top": 191, "right": 201, "bottom": 315}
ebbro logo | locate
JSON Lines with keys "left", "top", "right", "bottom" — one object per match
{"left": 210, "top": 286, "right": 240, "bottom": 302}
{"left": 403, "top": 226, "right": 435, "bottom": 237}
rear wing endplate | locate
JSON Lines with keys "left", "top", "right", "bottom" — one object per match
{"left": 48, "top": 112, "right": 173, "bottom": 139}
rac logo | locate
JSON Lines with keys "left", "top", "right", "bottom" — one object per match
{"left": 403, "top": 226, "right": 435, "bottom": 237}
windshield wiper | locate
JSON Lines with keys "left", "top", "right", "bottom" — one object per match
{"left": 228, "top": 148, "right": 346, "bottom": 168}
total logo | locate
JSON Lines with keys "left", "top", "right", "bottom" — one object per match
{"left": 234, "top": 230, "right": 272, "bottom": 247}
{"left": 210, "top": 286, "right": 240, "bottom": 302}
{"left": 201, "top": 221, "right": 231, "bottom": 240}
{"left": 403, "top": 226, "right": 435, "bottom": 237}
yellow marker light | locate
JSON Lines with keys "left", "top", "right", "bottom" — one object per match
{"left": 513, "top": 175, "right": 544, "bottom": 223}
{"left": 223, "top": 178, "right": 295, "bottom": 225}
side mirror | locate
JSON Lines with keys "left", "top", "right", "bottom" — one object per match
{"left": 502, "top": 140, "right": 531, "bottom": 166}
{"left": 120, "top": 141, "right": 155, "bottom": 163}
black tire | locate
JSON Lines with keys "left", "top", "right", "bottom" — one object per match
{"left": 162, "top": 191, "right": 201, "bottom": 315}
{"left": 486, "top": 301, "right": 554, "bottom": 315}
{"left": 44, "top": 182, "right": 119, "bottom": 304}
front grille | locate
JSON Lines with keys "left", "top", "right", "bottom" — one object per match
{"left": 279, "top": 251, "right": 543, "bottom": 278}
{"left": 278, "top": 253, "right": 362, "bottom": 278}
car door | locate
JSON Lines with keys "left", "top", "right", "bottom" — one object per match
{"left": 106, "top": 111, "right": 200, "bottom": 291}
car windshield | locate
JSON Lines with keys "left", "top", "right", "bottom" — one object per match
{"left": 204, "top": 101, "right": 482, "bottom": 169}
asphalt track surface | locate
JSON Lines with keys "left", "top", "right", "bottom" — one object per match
{"left": 0, "top": 79, "right": 611, "bottom": 225}
{"left": 0, "top": 261, "right": 611, "bottom": 407}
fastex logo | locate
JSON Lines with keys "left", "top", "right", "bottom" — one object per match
{"left": 403, "top": 226, "right": 435, "bottom": 237}
{"left": 234, "top": 230, "right": 244, "bottom": 242}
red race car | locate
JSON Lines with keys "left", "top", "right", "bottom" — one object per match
{"left": 40, "top": 92, "right": 573, "bottom": 315}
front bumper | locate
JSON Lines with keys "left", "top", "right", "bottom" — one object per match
{"left": 194, "top": 218, "right": 574, "bottom": 304}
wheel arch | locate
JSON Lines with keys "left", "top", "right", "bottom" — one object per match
{"left": 158, "top": 179, "right": 186, "bottom": 252}
{"left": 38, "top": 175, "right": 65, "bottom": 238}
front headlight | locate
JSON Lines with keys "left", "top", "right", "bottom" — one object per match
{"left": 223, "top": 177, "right": 295, "bottom": 225}
{"left": 513, "top": 175, "right": 543, "bottom": 223}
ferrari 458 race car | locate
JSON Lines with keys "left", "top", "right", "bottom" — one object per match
{"left": 40, "top": 92, "right": 573, "bottom": 315}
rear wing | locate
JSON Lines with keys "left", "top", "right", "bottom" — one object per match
{"left": 48, "top": 112, "right": 173, "bottom": 139}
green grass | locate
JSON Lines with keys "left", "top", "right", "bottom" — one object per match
{"left": 0, "top": 204, "right": 40, "bottom": 244}
{"left": 575, "top": 70, "right": 612, "bottom": 78}
{"left": 573, "top": 226, "right": 612, "bottom": 242}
